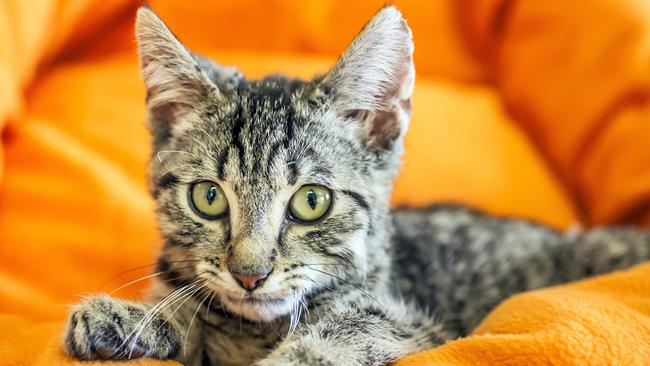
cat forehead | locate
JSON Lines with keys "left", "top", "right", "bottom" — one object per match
{"left": 190, "top": 76, "right": 329, "bottom": 139}
{"left": 203, "top": 76, "right": 313, "bottom": 121}
{"left": 225, "top": 76, "right": 310, "bottom": 105}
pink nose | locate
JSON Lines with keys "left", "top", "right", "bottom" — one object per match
{"left": 231, "top": 272, "right": 269, "bottom": 291}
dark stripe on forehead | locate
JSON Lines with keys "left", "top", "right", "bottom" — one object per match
{"left": 231, "top": 104, "right": 247, "bottom": 175}
{"left": 284, "top": 105, "right": 294, "bottom": 148}
{"left": 251, "top": 151, "right": 262, "bottom": 177}
{"left": 265, "top": 141, "right": 283, "bottom": 173}
{"left": 216, "top": 148, "right": 230, "bottom": 180}
{"left": 159, "top": 173, "right": 179, "bottom": 189}
{"left": 287, "top": 161, "right": 299, "bottom": 186}
{"left": 153, "top": 173, "right": 180, "bottom": 198}
{"left": 340, "top": 190, "right": 370, "bottom": 212}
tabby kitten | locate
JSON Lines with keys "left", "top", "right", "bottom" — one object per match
{"left": 63, "top": 6, "right": 650, "bottom": 366}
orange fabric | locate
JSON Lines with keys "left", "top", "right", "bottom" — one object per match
{"left": 0, "top": 0, "right": 137, "bottom": 179}
{"left": 0, "top": 0, "right": 648, "bottom": 365}
{"left": 395, "top": 262, "right": 650, "bottom": 366}
{"left": 459, "top": 0, "right": 650, "bottom": 225}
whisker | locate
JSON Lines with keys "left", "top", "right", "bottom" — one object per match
{"left": 155, "top": 273, "right": 211, "bottom": 333}
{"left": 306, "top": 277, "right": 336, "bottom": 293}
{"left": 205, "top": 291, "right": 217, "bottom": 321}
{"left": 179, "top": 133, "right": 208, "bottom": 152}
{"left": 184, "top": 291, "right": 211, "bottom": 361}
{"left": 157, "top": 150, "right": 197, "bottom": 162}
{"left": 117, "top": 271, "right": 206, "bottom": 358}
{"left": 109, "top": 264, "right": 199, "bottom": 294}
{"left": 306, "top": 266, "right": 386, "bottom": 311}
{"left": 128, "top": 279, "right": 206, "bottom": 358}
{"left": 194, "top": 127, "right": 218, "bottom": 148}
{"left": 101, "top": 259, "right": 202, "bottom": 287}
{"left": 160, "top": 163, "right": 194, "bottom": 177}
{"left": 109, "top": 271, "right": 166, "bottom": 295}
{"left": 302, "top": 262, "right": 392, "bottom": 289}
{"left": 116, "top": 283, "right": 195, "bottom": 358}
{"left": 298, "top": 294, "right": 309, "bottom": 320}
{"left": 267, "top": 318, "right": 283, "bottom": 338}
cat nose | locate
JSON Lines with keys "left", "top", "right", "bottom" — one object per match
{"left": 231, "top": 270, "right": 270, "bottom": 291}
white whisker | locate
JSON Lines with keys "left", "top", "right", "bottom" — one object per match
{"left": 184, "top": 291, "right": 211, "bottom": 361}
{"left": 117, "top": 283, "right": 194, "bottom": 357}
{"left": 122, "top": 280, "right": 204, "bottom": 358}
{"left": 194, "top": 127, "right": 218, "bottom": 147}
{"left": 160, "top": 163, "right": 193, "bottom": 177}
{"left": 205, "top": 291, "right": 216, "bottom": 320}
{"left": 157, "top": 150, "right": 197, "bottom": 162}
{"left": 180, "top": 133, "right": 208, "bottom": 151}
{"left": 306, "top": 266, "right": 386, "bottom": 311}
{"left": 128, "top": 283, "right": 199, "bottom": 348}
{"left": 109, "top": 271, "right": 165, "bottom": 295}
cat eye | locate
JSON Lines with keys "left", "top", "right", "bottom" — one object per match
{"left": 288, "top": 185, "right": 332, "bottom": 223}
{"left": 188, "top": 181, "right": 229, "bottom": 220}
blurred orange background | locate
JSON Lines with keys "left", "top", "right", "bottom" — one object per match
{"left": 0, "top": 0, "right": 649, "bottom": 364}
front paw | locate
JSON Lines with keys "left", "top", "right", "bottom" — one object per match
{"left": 63, "top": 295, "right": 180, "bottom": 360}
{"left": 256, "top": 347, "right": 335, "bottom": 366}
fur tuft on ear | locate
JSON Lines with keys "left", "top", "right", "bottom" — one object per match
{"left": 135, "top": 6, "right": 218, "bottom": 142}
{"left": 323, "top": 6, "right": 414, "bottom": 149}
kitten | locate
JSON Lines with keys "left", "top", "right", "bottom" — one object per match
{"left": 63, "top": 5, "right": 650, "bottom": 366}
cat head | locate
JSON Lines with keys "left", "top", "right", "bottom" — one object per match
{"left": 135, "top": 5, "right": 414, "bottom": 321}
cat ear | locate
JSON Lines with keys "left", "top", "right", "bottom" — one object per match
{"left": 322, "top": 6, "right": 414, "bottom": 149}
{"left": 135, "top": 6, "right": 218, "bottom": 140}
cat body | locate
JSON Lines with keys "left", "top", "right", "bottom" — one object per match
{"left": 63, "top": 6, "right": 650, "bottom": 366}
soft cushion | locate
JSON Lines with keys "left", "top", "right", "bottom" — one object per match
{"left": 0, "top": 0, "right": 648, "bottom": 365}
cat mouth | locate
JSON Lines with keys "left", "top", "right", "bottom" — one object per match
{"left": 225, "top": 294, "right": 288, "bottom": 305}
{"left": 222, "top": 292, "right": 296, "bottom": 321}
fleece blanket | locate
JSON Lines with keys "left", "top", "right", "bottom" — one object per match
{"left": 2, "top": 263, "right": 649, "bottom": 365}
{"left": 1, "top": 0, "right": 649, "bottom": 365}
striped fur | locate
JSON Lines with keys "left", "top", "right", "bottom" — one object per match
{"left": 62, "top": 5, "right": 650, "bottom": 366}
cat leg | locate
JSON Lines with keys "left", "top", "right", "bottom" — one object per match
{"left": 393, "top": 206, "right": 650, "bottom": 337}
{"left": 561, "top": 226, "right": 650, "bottom": 280}
{"left": 255, "top": 296, "right": 447, "bottom": 366}
{"left": 62, "top": 294, "right": 181, "bottom": 360}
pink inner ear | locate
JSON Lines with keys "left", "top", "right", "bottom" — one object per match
{"left": 369, "top": 109, "right": 402, "bottom": 149}
{"left": 399, "top": 97, "right": 412, "bottom": 116}
{"left": 149, "top": 100, "right": 182, "bottom": 127}
{"left": 342, "top": 95, "right": 412, "bottom": 150}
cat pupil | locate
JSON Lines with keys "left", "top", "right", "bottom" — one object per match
{"left": 206, "top": 186, "right": 217, "bottom": 205}
{"left": 306, "top": 190, "right": 317, "bottom": 210}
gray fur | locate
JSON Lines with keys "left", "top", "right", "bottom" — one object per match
{"left": 63, "top": 5, "right": 650, "bottom": 366}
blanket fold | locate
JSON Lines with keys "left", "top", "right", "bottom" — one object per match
{"left": 1, "top": 1, "right": 650, "bottom": 365}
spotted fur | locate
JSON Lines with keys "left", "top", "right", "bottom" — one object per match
{"left": 63, "top": 5, "right": 650, "bottom": 366}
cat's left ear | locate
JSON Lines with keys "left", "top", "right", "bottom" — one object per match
{"left": 135, "top": 6, "right": 219, "bottom": 143}
{"left": 322, "top": 6, "right": 414, "bottom": 150}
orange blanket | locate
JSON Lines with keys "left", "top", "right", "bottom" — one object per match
{"left": 1, "top": 0, "right": 649, "bottom": 365}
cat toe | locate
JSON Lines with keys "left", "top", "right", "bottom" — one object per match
{"left": 92, "top": 324, "right": 147, "bottom": 359}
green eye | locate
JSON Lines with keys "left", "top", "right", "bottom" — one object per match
{"left": 188, "top": 181, "right": 229, "bottom": 220}
{"left": 289, "top": 185, "right": 332, "bottom": 223}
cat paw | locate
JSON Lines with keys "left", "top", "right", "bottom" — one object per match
{"left": 63, "top": 295, "right": 180, "bottom": 360}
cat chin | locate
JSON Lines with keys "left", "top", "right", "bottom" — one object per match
{"left": 221, "top": 295, "right": 296, "bottom": 322}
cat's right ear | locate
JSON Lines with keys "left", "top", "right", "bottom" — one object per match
{"left": 135, "top": 6, "right": 218, "bottom": 143}
{"left": 321, "top": 6, "right": 414, "bottom": 151}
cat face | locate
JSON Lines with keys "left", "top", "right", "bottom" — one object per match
{"left": 135, "top": 5, "right": 414, "bottom": 321}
